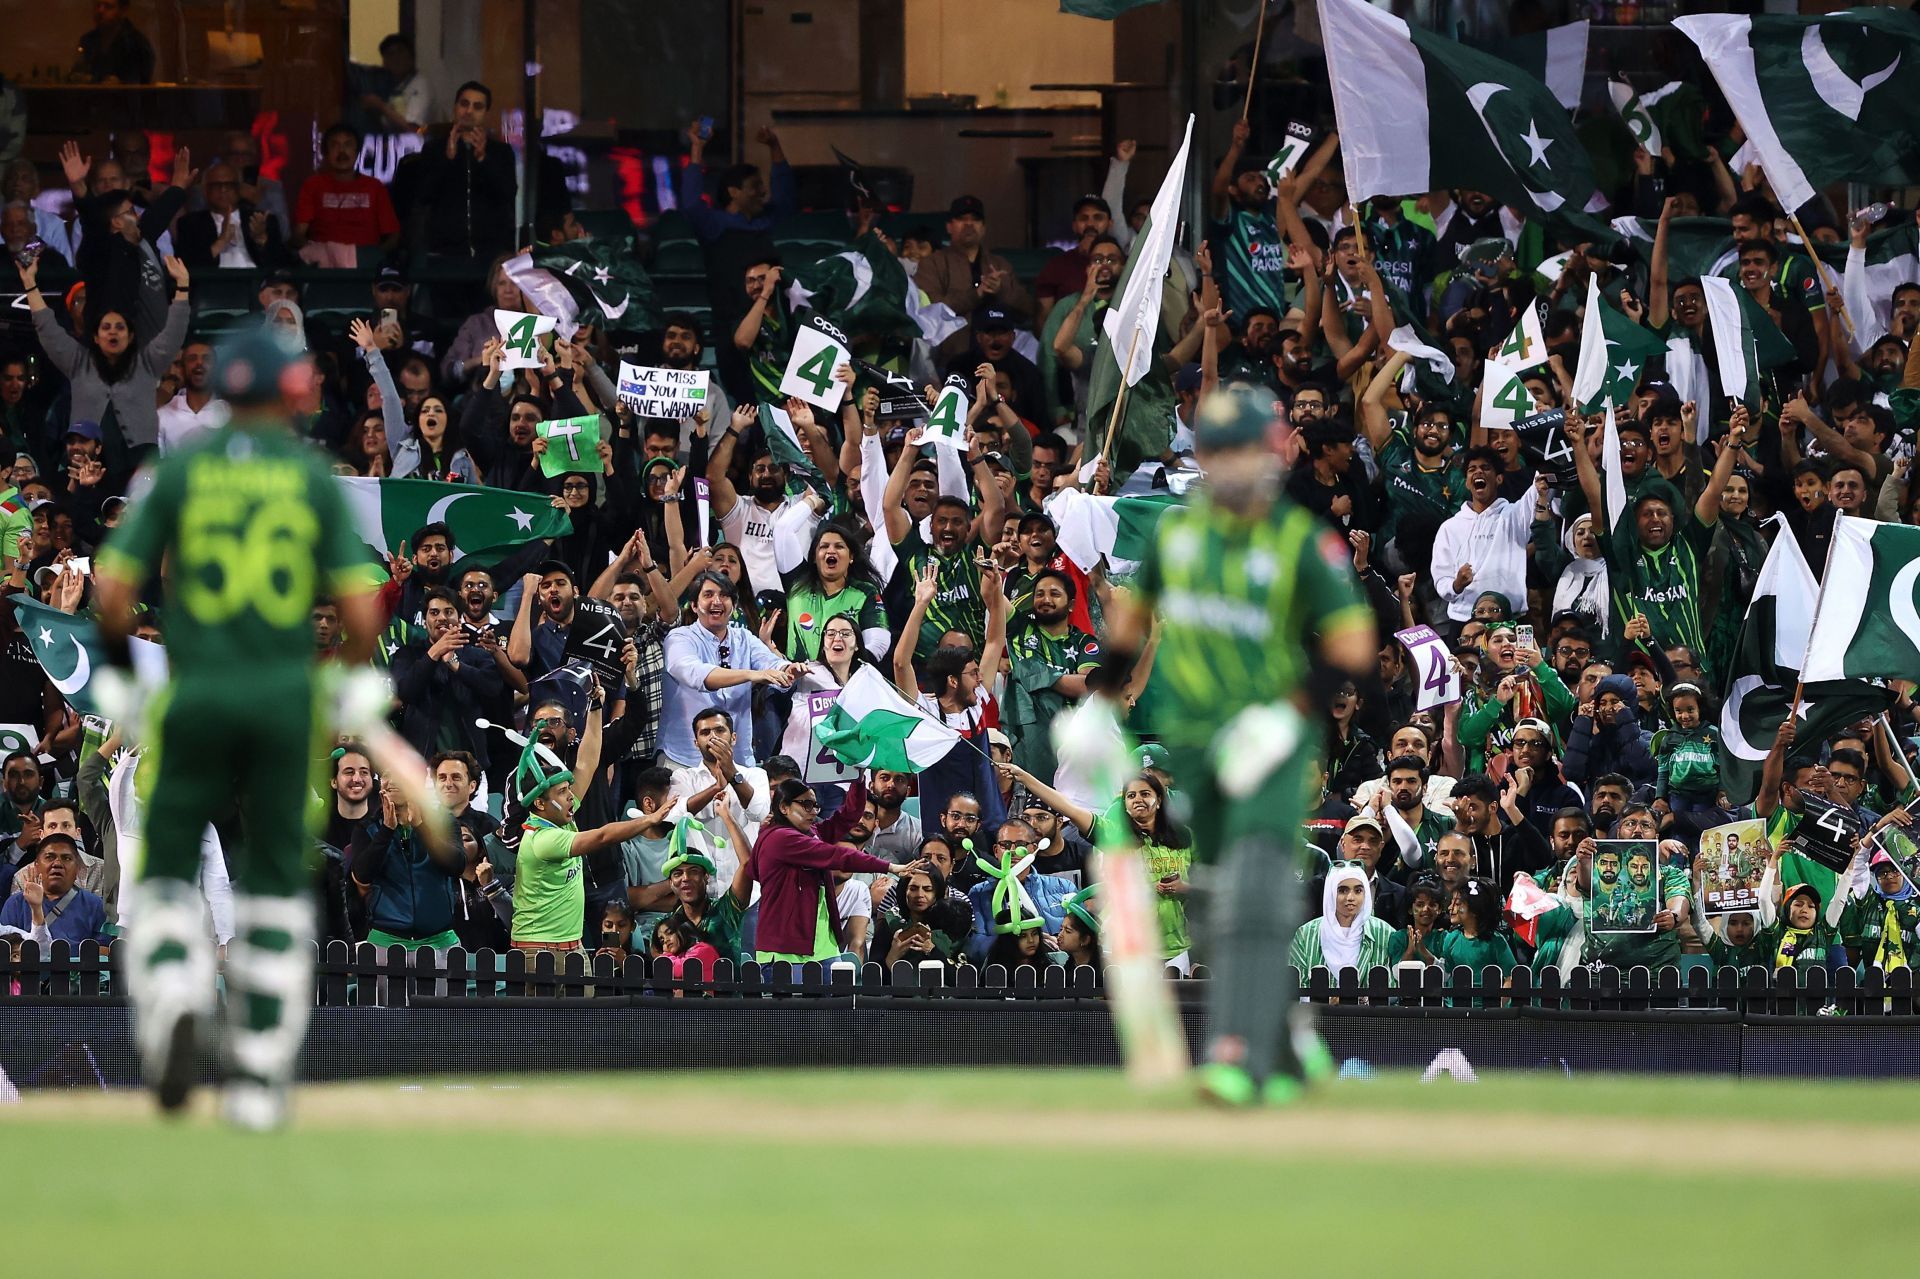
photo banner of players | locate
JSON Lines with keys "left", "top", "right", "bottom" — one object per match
{"left": 1589, "top": 838, "right": 1659, "bottom": 934}
{"left": 1699, "top": 818, "right": 1766, "bottom": 918}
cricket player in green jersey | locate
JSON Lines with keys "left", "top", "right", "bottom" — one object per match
{"left": 92, "top": 326, "right": 392, "bottom": 1130}
{"left": 1104, "top": 387, "right": 1378, "bottom": 1107}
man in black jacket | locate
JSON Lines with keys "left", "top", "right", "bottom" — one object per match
{"left": 61, "top": 140, "right": 190, "bottom": 340}
{"left": 412, "top": 81, "right": 516, "bottom": 262}
{"left": 1446, "top": 771, "right": 1552, "bottom": 889}
{"left": 391, "top": 587, "right": 507, "bottom": 763}
{"left": 173, "top": 164, "right": 289, "bottom": 273}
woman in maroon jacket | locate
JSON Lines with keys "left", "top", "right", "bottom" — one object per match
{"left": 751, "top": 778, "right": 928, "bottom": 963}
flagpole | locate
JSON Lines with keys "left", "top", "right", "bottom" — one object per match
{"left": 1242, "top": 0, "right": 1270, "bottom": 121}
{"left": 1097, "top": 327, "right": 1144, "bottom": 489}
{"left": 1788, "top": 211, "right": 1859, "bottom": 348}
{"left": 1791, "top": 513, "right": 1847, "bottom": 718}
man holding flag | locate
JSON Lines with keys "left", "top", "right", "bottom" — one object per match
{"left": 1102, "top": 386, "right": 1377, "bottom": 1107}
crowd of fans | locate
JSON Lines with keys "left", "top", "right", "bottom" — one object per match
{"left": 3, "top": 33, "right": 1920, "bottom": 992}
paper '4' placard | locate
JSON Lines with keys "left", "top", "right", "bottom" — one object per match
{"left": 1395, "top": 624, "right": 1459, "bottom": 710}
{"left": 921, "top": 385, "right": 970, "bottom": 450}
{"left": 537, "top": 414, "right": 602, "bottom": 477}
{"left": 495, "top": 309, "right": 557, "bottom": 371}
{"left": 803, "top": 689, "right": 855, "bottom": 784}
{"left": 779, "top": 320, "right": 851, "bottom": 413}
{"left": 616, "top": 362, "right": 709, "bottom": 418}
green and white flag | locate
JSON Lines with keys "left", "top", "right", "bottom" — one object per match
{"left": 757, "top": 401, "right": 814, "bottom": 473}
{"left": 536, "top": 414, "right": 602, "bottom": 477}
{"left": 1046, "top": 488, "right": 1183, "bottom": 578}
{"left": 1802, "top": 518, "right": 1920, "bottom": 683}
{"left": 814, "top": 666, "right": 962, "bottom": 774}
{"left": 1675, "top": 10, "right": 1920, "bottom": 214}
{"left": 334, "top": 476, "right": 570, "bottom": 565}
{"left": 1699, "top": 275, "right": 1798, "bottom": 407}
{"left": 504, "top": 236, "right": 660, "bottom": 339}
{"left": 1470, "top": 20, "right": 1588, "bottom": 112}
{"left": 1818, "top": 220, "right": 1920, "bottom": 353}
{"left": 784, "top": 231, "right": 965, "bottom": 345}
{"left": 1718, "top": 518, "right": 1889, "bottom": 804}
{"left": 1571, "top": 272, "right": 1664, "bottom": 412}
{"left": 1320, "top": 0, "right": 1597, "bottom": 217}
{"left": 1607, "top": 80, "right": 1706, "bottom": 161}
{"left": 11, "top": 595, "right": 166, "bottom": 717}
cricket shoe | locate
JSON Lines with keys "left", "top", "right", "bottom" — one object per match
{"left": 146, "top": 1005, "right": 201, "bottom": 1116}
{"left": 1194, "top": 1061, "right": 1260, "bottom": 1108}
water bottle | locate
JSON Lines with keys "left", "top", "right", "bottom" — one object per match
{"left": 1852, "top": 202, "right": 1891, "bottom": 233}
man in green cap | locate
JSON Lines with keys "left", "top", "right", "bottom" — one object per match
{"left": 1103, "top": 385, "right": 1377, "bottom": 1107}
{"left": 92, "top": 322, "right": 388, "bottom": 1130}
{"left": 628, "top": 812, "right": 752, "bottom": 961}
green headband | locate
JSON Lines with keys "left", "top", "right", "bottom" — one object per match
{"left": 660, "top": 815, "right": 722, "bottom": 875}
{"left": 512, "top": 715, "right": 572, "bottom": 805}
{"left": 973, "top": 840, "right": 1040, "bottom": 936}
{"left": 1061, "top": 884, "right": 1100, "bottom": 937}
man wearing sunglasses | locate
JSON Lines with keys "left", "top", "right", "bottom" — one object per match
{"left": 961, "top": 817, "right": 1077, "bottom": 963}
{"left": 660, "top": 570, "right": 803, "bottom": 770}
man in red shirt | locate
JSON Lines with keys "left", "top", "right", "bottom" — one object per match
{"left": 292, "top": 123, "right": 400, "bottom": 267}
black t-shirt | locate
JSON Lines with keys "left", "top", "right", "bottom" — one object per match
{"left": 0, "top": 622, "right": 43, "bottom": 725}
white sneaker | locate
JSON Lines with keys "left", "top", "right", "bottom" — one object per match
{"left": 221, "top": 1081, "right": 290, "bottom": 1132}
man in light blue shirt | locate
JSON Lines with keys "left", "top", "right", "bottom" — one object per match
{"left": 659, "top": 571, "right": 801, "bottom": 769}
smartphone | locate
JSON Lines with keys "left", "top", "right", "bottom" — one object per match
{"left": 13, "top": 238, "right": 41, "bottom": 269}
{"left": 1516, "top": 623, "right": 1535, "bottom": 650}
{"left": 696, "top": 115, "right": 714, "bottom": 140}
{"left": 378, "top": 307, "right": 399, "bottom": 328}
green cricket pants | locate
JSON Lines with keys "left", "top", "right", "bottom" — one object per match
{"left": 1166, "top": 740, "right": 1316, "bottom": 1085}
{"left": 140, "top": 667, "right": 325, "bottom": 897}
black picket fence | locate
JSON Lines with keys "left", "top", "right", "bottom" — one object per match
{"left": 4, "top": 940, "right": 1918, "bottom": 1017}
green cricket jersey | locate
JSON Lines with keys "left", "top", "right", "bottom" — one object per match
{"left": 1135, "top": 495, "right": 1371, "bottom": 750}
{"left": 1376, "top": 433, "right": 1465, "bottom": 545}
{"left": 901, "top": 542, "right": 985, "bottom": 661}
{"left": 512, "top": 820, "right": 584, "bottom": 945}
{"left": 1429, "top": 929, "right": 1517, "bottom": 974}
{"left": 1598, "top": 513, "right": 1715, "bottom": 680}
{"left": 96, "top": 429, "right": 365, "bottom": 674}
{"left": 1209, "top": 206, "right": 1290, "bottom": 322}
{"left": 782, "top": 582, "right": 887, "bottom": 662}
{"left": 1586, "top": 865, "right": 1690, "bottom": 968}
{"left": 668, "top": 888, "right": 747, "bottom": 963}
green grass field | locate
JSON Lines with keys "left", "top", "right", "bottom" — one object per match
{"left": 9, "top": 1068, "right": 1914, "bottom": 1276}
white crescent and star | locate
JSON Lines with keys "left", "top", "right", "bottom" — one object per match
{"left": 46, "top": 634, "right": 90, "bottom": 696}
{"left": 1802, "top": 26, "right": 1900, "bottom": 123}
{"left": 1721, "top": 675, "right": 1771, "bottom": 762}
{"left": 1889, "top": 555, "right": 1920, "bottom": 639}
{"left": 1463, "top": 82, "right": 1565, "bottom": 213}
{"left": 425, "top": 491, "right": 476, "bottom": 526}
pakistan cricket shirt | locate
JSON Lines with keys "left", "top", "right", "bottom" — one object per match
{"left": 782, "top": 582, "right": 887, "bottom": 661}
{"left": 1209, "top": 206, "right": 1290, "bottom": 322}
{"left": 900, "top": 543, "right": 984, "bottom": 661}
{"left": 1598, "top": 511, "right": 1715, "bottom": 679}
{"left": 1377, "top": 431, "right": 1465, "bottom": 546}
{"left": 512, "top": 818, "right": 584, "bottom": 945}
{"left": 1135, "top": 495, "right": 1371, "bottom": 750}
{"left": 96, "top": 430, "right": 366, "bottom": 674}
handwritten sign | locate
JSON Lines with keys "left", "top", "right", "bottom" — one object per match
{"left": 617, "top": 362, "right": 709, "bottom": 418}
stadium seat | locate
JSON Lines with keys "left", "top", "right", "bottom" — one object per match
{"left": 652, "top": 240, "right": 706, "bottom": 275}
{"left": 191, "top": 269, "right": 260, "bottom": 318}
{"left": 650, "top": 210, "right": 697, "bottom": 246}
{"left": 297, "top": 271, "right": 376, "bottom": 318}
{"left": 575, "top": 208, "right": 636, "bottom": 242}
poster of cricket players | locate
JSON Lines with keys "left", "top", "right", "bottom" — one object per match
{"left": 1699, "top": 819, "right": 1766, "bottom": 917}
{"left": 1589, "top": 839, "right": 1658, "bottom": 934}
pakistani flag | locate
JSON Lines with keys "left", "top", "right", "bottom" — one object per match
{"left": 1816, "top": 220, "right": 1920, "bottom": 352}
{"left": 1607, "top": 215, "right": 1736, "bottom": 281}
{"left": 815, "top": 666, "right": 962, "bottom": 774}
{"left": 757, "top": 402, "right": 815, "bottom": 474}
{"left": 11, "top": 595, "right": 166, "bottom": 717}
{"left": 1469, "top": 20, "right": 1588, "bottom": 112}
{"left": 334, "top": 476, "right": 569, "bottom": 566}
{"left": 1676, "top": 10, "right": 1920, "bottom": 214}
{"left": 504, "top": 236, "right": 660, "bottom": 339}
{"left": 1700, "top": 275, "right": 1799, "bottom": 407}
{"left": 1607, "top": 80, "right": 1707, "bottom": 162}
{"left": 1571, "top": 272, "right": 1664, "bottom": 412}
{"left": 1718, "top": 518, "right": 1890, "bottom": 805}
{"left": 1059, "top": 0, "right": 1163, "bottom": 16}
{"left": 1320, "top": 0, "right": 1597, "bottom": 218}
{"left": 1046, "top": 488, "right": 1183, "bottom": 578}
{"left": 785, "top": 230, "right": 955, "bottom": 344}
{"left": 1802, "top": 518, "right": 1920, "bottom": 683}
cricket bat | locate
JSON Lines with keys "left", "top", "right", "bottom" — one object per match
{"left": 1052, "top": 700, "right": 1190, "bottom": 1088}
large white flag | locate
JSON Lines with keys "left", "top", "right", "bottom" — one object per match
{"left": 1101, "top": 114, "right": 1193, "bottom": 387}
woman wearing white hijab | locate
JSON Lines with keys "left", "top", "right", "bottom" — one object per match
{"left": 1288, "top": 863, "right": 1396, "bottom": 976}
{"left": 1550, "top": 513, "right": 1609, "bottom": 639}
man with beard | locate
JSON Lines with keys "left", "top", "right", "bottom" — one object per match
{"left": 1043, "top": 236, "right": 1126, "bottom": 424}
{"left": 1217, "top": 307, "right": 1282, "bottom": 392}
{"left": 708, "top": 403, "right": 810, "bottom": 597}
{"left": 1206, "top": 118, "right": 1288, "bottom": 322}
{"left": 896, "top": 487, "right": 1005, "bottom": 663}
{"left": 155, "top": 339, "right": 229, "bottom": 454}
{"left": 657, "top": 311, "right": 730, "bottom": 453}
{"left": 1035, "top": 194, "right": 1116, "bottom": 327}
{"left": 1269, "top": 309, "right": 1320, "bottom": 405}
{"left": 1102, "top": 386, "right": 1376, "bottom": 1107}
{"left": 380, "top": 521, "right": 455, "bottom": 629}
{"left": 507, "top": 559, "right": 580, "bottom": 682}
{"left": 1431, "top": 447, "right": 1535, "bottom": 624}
{"left": 322, "top": 746, "right": 376, "bottom": 855}
{"left": 1000, "top": 510, "right": 1094, "bottom": 634}
{"left": 1376, "top": 755, "right": 1455, "bottom": 877}
{"left": 1431, "top": 188, "right": 1521, "bottom": 264}
{"left": 391, "top": 587, "right": 506, "bottom": 763}
{"left": 916, "top": 195, "right": 1033, "bottom": 362}
{"left": 1003, "top": 569, "right": 1100, "bottom": 784}
{"left": 667, "top": 707, "right": 769, "bottom": 887}
{"left": 1364, "top": 384, "right": 1463, "bottom": 555}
